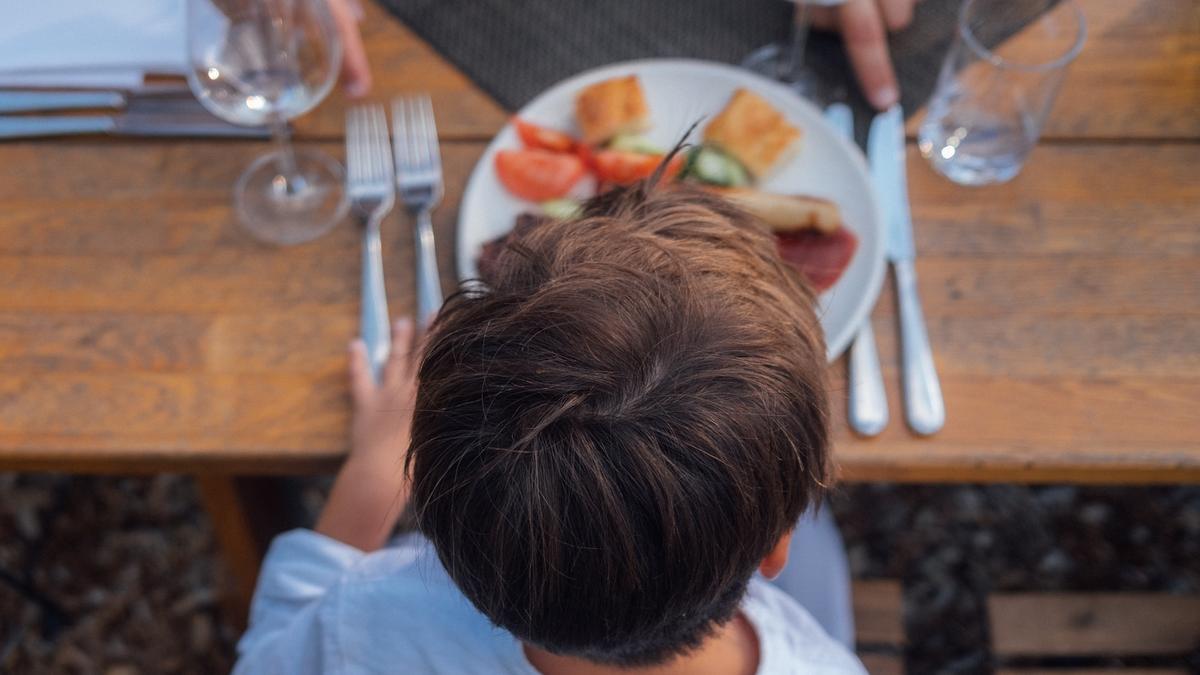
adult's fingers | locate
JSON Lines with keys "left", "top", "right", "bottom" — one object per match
{"left": 348, "top": 339, "right": 375, "bottom": 404}
{"left": 877, "top": 0, "right": 916, "bottom": 31}
{"left": 839, "top": 0, "right": 900, "bottom": 110}
{"left": 327, "top": 0, "right": 372, "bottom": 98}
{"left": 382, "top": 318, "right": 415, "bottom": 386}
{"left": 809, "top": 5, "right": 838, "bottom": 31}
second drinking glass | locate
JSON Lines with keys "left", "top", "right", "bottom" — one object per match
{"left": 918, "top": 0, "right": 1086, "bottom": 186}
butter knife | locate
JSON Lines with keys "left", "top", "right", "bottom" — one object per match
{"left": 826, "top": 102, "right": 888, "bottom": 437}
{"left": 0, "top": 114, "right": 271, "bottom": 140}
{"left": 0, "top": 86, "right": 207, "bottom": 115}
{"left": 868, "top": 105, "right": 944, "bottom": 435}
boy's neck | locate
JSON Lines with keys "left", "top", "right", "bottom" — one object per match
{"left": 523, "top": 612, "right": 760, "bottom": 675}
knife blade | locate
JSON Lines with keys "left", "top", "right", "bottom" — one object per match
{"left": 827, "top": 102, "right": 888, "bottom": 436}
{"left": 0, "top": 85, "right": 207, "bottom": 115}
{"left": 868, "top": 105, "right": 945, "bottom": 435}
{"left": 869, "top": 106, "right": 915, "bottom": 262}
{"left": 0, "top": 114, "right": 272, "bottom": 140}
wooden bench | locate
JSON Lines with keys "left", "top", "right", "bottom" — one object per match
{"left": 854, "top": 580, "right": 906, "bottom": 675}
{"left": 990, "top": 593, "right": 1200, "bottom": 675}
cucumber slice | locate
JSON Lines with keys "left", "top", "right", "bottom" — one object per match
{"left": 608, "top": 134, "right": 665, "bottom": 155}
{"left": 541, "top": 198, "right": 583, "bottom": 219}
{"left": 686, "top": 146, "right": 751, "bottom": 187}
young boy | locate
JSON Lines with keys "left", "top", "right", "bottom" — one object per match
{"left": 233, "top": 183, "right": 866, "bottom": 674}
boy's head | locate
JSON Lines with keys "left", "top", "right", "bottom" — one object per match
{"left": 408, "top": 183, "right": 830, "bottom": 666}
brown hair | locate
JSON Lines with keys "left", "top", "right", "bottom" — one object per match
{"left": 408, "top": 182, "right": 830, "bottom": 666}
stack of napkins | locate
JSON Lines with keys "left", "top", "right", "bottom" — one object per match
{"left": 0, "top": 1, "right": 187, "bottom": 89}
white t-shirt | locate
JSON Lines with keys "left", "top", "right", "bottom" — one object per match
{"left": 234, "top": 530, "right": 867, "bottom": 675}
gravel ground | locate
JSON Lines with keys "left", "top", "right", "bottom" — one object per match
{"left": 1, "top": 474, "right": 1198, "bottom": 674}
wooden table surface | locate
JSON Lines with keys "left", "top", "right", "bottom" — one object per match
{"left": 1, "top": 0, "right": 1197, "bottom": 484}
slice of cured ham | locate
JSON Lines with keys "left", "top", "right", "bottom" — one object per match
{"left": 776, "top": 228, "right": 859, "bottom": 292}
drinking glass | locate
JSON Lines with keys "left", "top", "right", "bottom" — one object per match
{"left": 742, "top": 0, "right": 846, "bottom": 102}
{"left": 187, "top": 0, "right": 348, "bottom": 244}
{"left": 918, "top": 0, "right": 1086, "bottom": 186}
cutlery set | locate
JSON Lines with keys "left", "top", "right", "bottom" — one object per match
{"left": 830, "top": 103, "right": 945, "bottom": 437}
{"left": 0, "top": 85, "right": 270, "bottom": 139}
{"left": 4, "top": 82, "right": 937, "bottom": 432}
{"left": 345, "top": 96, "right": 445, "bottom": 381}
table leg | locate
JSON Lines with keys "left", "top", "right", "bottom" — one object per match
{"left": 195, "top": 475, "right": 309, "bottom": 632}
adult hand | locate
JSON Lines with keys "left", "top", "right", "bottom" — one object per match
{"left": 811, "top": 0, "right": 917, "bottom": 110}
{"left": 327, "top": 0, "right": 372, "bottom": 98}
{"left": 316, "top": 319, "right": 419, "bottom": 551}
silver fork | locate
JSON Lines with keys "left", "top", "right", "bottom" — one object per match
{"left": 345, "top": 103, "right": 396, "bottom": 381}
{"left": 392, "top": 94, "right": 444, "bottom": 328}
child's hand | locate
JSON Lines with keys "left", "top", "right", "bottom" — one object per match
{"left": 318, "top": 319, "right": 419, "bottom": 551}
{"left": 348, "top": 318, "right": 419, "bottom": 467}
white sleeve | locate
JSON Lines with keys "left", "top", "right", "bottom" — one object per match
{"left": 232, "top": 529, "right": 366, "bottom": 675}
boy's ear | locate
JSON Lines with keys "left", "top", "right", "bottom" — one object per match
{"left": 758, "top": 530, "right": 793, "bottom": 580}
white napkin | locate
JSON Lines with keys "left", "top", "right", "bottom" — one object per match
{"left": 0, "top": 1, "right": 186, "bottom": 89}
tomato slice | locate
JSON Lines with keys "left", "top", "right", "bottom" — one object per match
{"left": 495, "top": 149, "right": 586, "bottom": 202}
{"left": 513, "top": 118, "right": 577, "bottom": 153}
{"left": 592, "top": 150, "right": 684, "bottom": 185}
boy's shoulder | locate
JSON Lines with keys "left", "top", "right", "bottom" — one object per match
{"left": 743, "top": 579, "right": 869, "bottom": 675}
{"left": 328, "top": 537, "right": 865, "bottom": 675}
{"left": 322, "top": 535, "right": 536, "bottom": 674}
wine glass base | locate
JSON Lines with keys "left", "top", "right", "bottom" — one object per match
{"left": 741, "top": 43, "right": 823, "bottom": 102}
{"left": 235, "top": 148, "right": 348, "bottom": 246}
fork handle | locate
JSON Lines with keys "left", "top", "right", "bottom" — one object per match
{"left": 414, "top": 209, "right": 443, "bottom": 329}
{"left": 361, "top": 219, "right": 391, "bottom": 382}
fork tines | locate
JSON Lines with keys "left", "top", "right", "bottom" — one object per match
{"left": 345, "top": 103, "right": 394, "bottom": 199}
{"left": 391, "top": 94, "right": 443, "bottom": 193}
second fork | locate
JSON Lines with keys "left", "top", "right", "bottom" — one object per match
{"left": 392, "top": 94, "right": 445, "bottom": 328}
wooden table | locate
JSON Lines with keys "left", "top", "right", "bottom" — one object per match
{"left": 1, "top": 0, "right": 1196, "bottom": 615}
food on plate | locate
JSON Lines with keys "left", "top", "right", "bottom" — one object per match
{"left": 703, "top": 88, "right": 801, "bottom": 177}
{"left": 574, "top": 75, "right": 650, "bottom": 145}
{"left": 495, "top": 149, "right": 586, "bottom": 202}
{"left": 681, "top": 146, "right": 751, "bottom": 187}
{"left": 704, "top": 186, "right": 842, "bottom": 234}
{"left": 514, "top": 118, "right": 576, "bottom": 153}
{"left": 541, "top": 198, "right": 583, "bottom": 220}
{"left": 776, "top": 229, "right": 859, "bottom": 292}
{"left": 486, "top": 74, "right": 857, "bottom": 293}
{"left": 592, "top": 149, "right": 684, "bottom": 185}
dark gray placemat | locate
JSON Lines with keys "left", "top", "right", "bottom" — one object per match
{"left": 382, "top": 0, "right": 1045, "bottom": 133}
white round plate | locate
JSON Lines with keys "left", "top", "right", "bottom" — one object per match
{"left": 456, "top": 59, "right": 886, "bottom": 361}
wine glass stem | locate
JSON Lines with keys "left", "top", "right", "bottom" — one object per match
{"left": 270, "top": 114, "right": 306, "bottom": 196}
{"left": 784, "top": 0, "right": 811, "bottom": 83}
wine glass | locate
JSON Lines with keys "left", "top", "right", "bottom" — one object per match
{"left": 742, "top": 0, "right": 846, "bottom": 102}
{"left": 186, "top": 0, "right": 348, "bottom": 245}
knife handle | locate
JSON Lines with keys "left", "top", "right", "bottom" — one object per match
{"left": 0, "top": 91, "right": 124, "bottom": 114}
{"left": 893, "top": 259, "right": 945, "bottom": 435}
{"left": 0, "top": 116, "right": 115, "bottom": 139}
{"left": 848, "top": 318, "right": 889, "bottom": 436}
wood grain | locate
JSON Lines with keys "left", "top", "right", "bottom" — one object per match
{"left": 989, "top": 593, "right": 1200, "bottom": 656}
{"left": 853, "top": 580, "right": 906, "bottom": 646}
{"left": 907, "top": 0, "right": 1200, "bottom": 140}
{"left": 0, "top": 4, "right": 1197, "bottom": 483}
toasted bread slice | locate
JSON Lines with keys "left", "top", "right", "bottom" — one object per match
{"left": 704, "top": 89, "right": 801, "bottom": 177}
{"left": 574, "top": 75, "right": 651, "bottom": 145}
{"left": 705, "top": 186, "right": 841, "bottom": 234}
